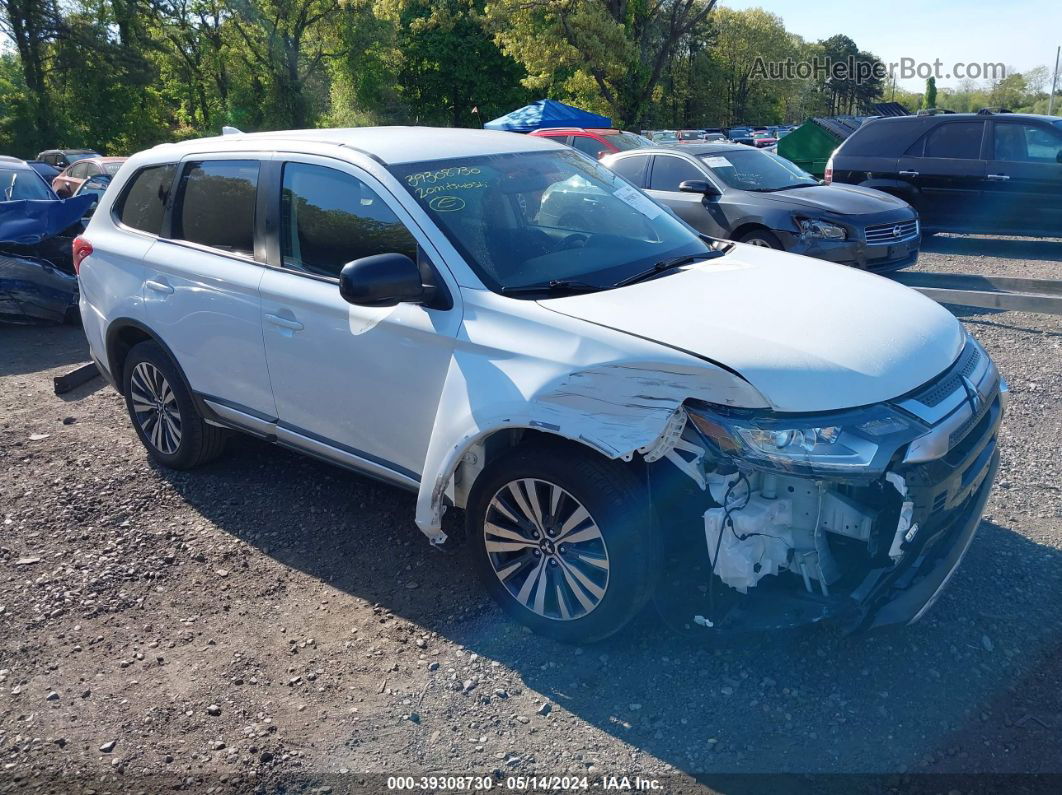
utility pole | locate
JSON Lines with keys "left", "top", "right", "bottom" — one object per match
{"left": 1050, "top": 45, "right": 1061, "bottom": 117}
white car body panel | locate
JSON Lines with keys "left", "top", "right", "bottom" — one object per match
{"left": 541, "top": 246, "right": 964, "bottom": 413}
{"left": 77, "top": 127, "right": 969, "bottom": 546}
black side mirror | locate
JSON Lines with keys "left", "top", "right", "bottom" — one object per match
{"left": 679, "top": 179, "right": 720, "bottom": 197}
{"left": 339, "top": 253, "right": 424, "bottom": 307}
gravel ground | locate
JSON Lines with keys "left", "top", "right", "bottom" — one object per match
{"left": 1, "top": 237, "right": 1060, "bottom": 793}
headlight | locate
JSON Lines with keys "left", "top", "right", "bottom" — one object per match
{"left": 797, "top": 217, "right": 846, "bottom": 241}
{"left": 687, "top": 401, "right": 926, "bottom": 478}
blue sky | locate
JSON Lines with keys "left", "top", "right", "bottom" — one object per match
{"left": 721, "top": 0, "right": 1061, "bottom": 90}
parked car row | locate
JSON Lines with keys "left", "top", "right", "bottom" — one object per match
{"left": 826, "top": 110, "right": 1062, "bottom": 237}
{"left": 75, "top": 126, "right": 1003, "bottom": 643}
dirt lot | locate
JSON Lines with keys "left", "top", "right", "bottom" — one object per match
{"left": 1, "top": 234, "right": 1061, "bottom": 793}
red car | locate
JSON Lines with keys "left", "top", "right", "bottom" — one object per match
{"left": 51, "top": 157, "right": 127, "bottom": 198}
{"left": 528, "top": 127, "right": 651, "bottom": 159}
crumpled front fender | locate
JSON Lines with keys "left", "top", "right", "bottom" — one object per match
{"left": 414, "top": 351, "right": 767, "bottom": 543}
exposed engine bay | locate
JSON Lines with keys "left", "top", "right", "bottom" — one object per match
{"left": 701, "top": 467, "right": 912, "bottom": 598}
{"left": 645, "top": 338, "right": 1003, "bottom": 634}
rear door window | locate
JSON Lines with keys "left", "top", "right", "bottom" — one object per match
{"left": 280, "top": 162, "right": 418, "bottom": 279}
{"left": 922, "top": 122, "right": 985, "bottom": 159}
{"left": 173, "top": 160, "right": 260, "bottom": 257}
{"left": 116, "top": 164, "right": 177, "bottom": 236}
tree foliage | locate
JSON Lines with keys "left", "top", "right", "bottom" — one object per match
{"left": 8, "top": 1, "right": 1037, "bottom": 157}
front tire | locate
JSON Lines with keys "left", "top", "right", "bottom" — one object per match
{"left": 122, "top": 341, "right": 226, "bottom": 469}
{"left": 467, "top": 444, "right": 657, "bottom": 643}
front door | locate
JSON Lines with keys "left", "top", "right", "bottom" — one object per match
{"left": 985, "top": 119, "right": 1062, "bottom": 235}
{"left": 645, "top": 154, "right": 728, "bottom": 237}
{"left": 258, "top": 158, "right": 461, "bottom": 482}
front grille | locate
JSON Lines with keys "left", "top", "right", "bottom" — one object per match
{"left": 917, "top": 344, "right": 982, "bottom": 408}
{"left": 865, "top": 218, "right": 919, "bottom": 245}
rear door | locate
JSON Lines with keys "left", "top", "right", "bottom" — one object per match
{"left": 644, "top": 153, "right": 726, "bottom": 236}
{"left": 895, "top": 120, "right": 987, "bottom": 230}
{"left": 141, "top": 155, "right": 277, "bottom": 421}
{"left": 985, "top": 119, "right": 1062, "bottom": 234}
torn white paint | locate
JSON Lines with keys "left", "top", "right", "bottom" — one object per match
{"left": 411, "top": 291, "right": 769, "bottom": 542}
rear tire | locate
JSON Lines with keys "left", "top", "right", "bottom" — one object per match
{"left": 737, "top": 228, "right": 783, "bottom": 249}
{"left": 466, "top": 444, "right": 657, "bottom": 643}
{"left": 122, "top": 341, "right": 226, "bottom": 469}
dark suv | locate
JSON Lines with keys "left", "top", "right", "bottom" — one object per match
{"left": 827, "top": 112, "right": 1062, "bottom": 237}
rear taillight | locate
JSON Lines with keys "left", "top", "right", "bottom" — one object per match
{"left": 823, "top": 156, "right": 834, "bottom": 185}
{"left": 72, "top": 237, "right": 93, "bottom": 274}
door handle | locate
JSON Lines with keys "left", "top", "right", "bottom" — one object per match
{"left": 145, "top": 279, "right": 173, "bottom": 294}
{"left": 899, "top": 171, "right": 920, "bottom": 177}
{"left": 987, "top": 174, "right": 1010, "bottom": 181}
{"left": 265, "top": 313, "right": 304, "bottom": 331}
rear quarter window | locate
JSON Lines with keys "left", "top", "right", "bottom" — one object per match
{"left": 116, "top": 164, "right": 177, "bottom": 236}
{"left": 839, "top": 119, "right": 929, "bottom": 157}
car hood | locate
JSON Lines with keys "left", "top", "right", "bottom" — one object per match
{"left": 539, "top": 246, "right": 963, "bottom": 413}
{"left": 752, "top": 184, "right": 910, "bottom": 215}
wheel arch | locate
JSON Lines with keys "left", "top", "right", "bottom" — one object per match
{"left": 104, "top": 318, "right": 191, "bottom": 401}
{"left": 450, "top": 426, "right": 647, "bottom": 515}
{"left": 729, "top": 221, "right": 776, "bottom": 242}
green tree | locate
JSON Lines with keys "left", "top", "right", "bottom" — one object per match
{"left": 485, "top": 0, "right": 718, "bottom": 128}
{"left": 923, "top": 76, "right": 937, "bottom": 109}
{"left": 380, "top": 0, "right": 528, "bottom": 127}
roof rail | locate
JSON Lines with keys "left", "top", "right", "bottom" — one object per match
{"left": 977, "top": 107, "right": 1012, "bottom": 115}
{"left": 915, "top": 108, "right": 956, "bottom": 116}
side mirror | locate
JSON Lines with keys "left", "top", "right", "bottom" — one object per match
{"left": 1057, "top": 150, "right": 1062, "bottom": 164}
{"left": 679, "top": 179, "right": 720, "bottom": 197}
{"left": 339, "top": 253, "right": 424, "bottom": 307}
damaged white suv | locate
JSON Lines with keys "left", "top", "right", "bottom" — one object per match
{"left": 77, "top": 128, "right": 1004, "bottom": 642}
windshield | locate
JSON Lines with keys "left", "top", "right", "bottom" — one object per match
{"left": 604, "top": 131, "right": 652, "bottom": 151}
{"left": 0, "top": 168, "right": 55, "bottom": 201}
{"left": 698, "top": 148, "right": 816, "bottom": 192}
{"left": 66, "top": 152, "right": 97, "bottom": 164}
{"left": 391, "top": 150, "right": 713, "bottom": 293}
{"left": 652, "top": 131, "right": 677, "bottom": 142}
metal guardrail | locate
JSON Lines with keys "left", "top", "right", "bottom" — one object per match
{"left": 890, "top": 272, "right": 1062, "bottom": 315}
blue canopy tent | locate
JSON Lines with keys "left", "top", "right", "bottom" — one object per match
{"left": 483, "top": 100, "right": 613, "bottom": 133}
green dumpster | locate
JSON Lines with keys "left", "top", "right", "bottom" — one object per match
{"left": 778, "top": 117, "right": 868, "bottom": 178}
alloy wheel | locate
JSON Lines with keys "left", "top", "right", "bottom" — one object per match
{"left": 745, "top": 237, "right": 773, "bottom": 247}
{"left": 484, "top": 478, "right": 610, "bottom": 621}
{"left": 129, "top": 362, "right": 182, "bottom": 455}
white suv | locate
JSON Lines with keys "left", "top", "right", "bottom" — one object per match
{"left": 76, "top": 127, "right": 1004, "bottom": 642}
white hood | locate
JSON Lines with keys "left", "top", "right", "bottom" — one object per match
{"left": 540, "top": 246, "right": 964, "bottom": 413}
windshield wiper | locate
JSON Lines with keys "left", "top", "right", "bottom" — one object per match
{"left": 747, "top": 183, "right": 815, "bottom": 192}
{"left": 611, "top": 251, "right": 725, "bottom": 289}
{"left": 499, "top": 279, "right": 604, "bottom": 297}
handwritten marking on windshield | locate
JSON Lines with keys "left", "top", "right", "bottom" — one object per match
{"left": 429, "top": 195, "right": 465, "bottom": 212}
{"left": 413, "top": 180, "right": 488, "bottom": 199}
{"left": 405, "top": 166, "right": 482, "bottom": 187}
